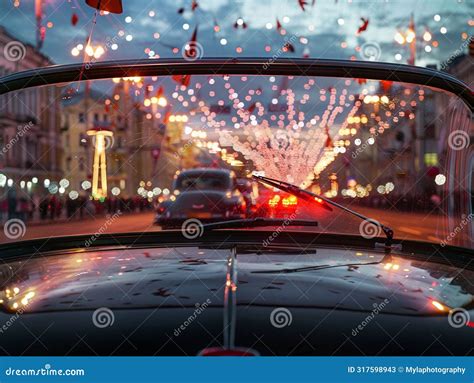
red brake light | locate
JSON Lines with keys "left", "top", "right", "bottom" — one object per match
{"left": 282, "top": 195, "right": 298, "bottom": 207}
{"left": 268, "top": 194, "right": 280, "bottom": 207}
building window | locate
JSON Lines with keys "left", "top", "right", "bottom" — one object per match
{"left": 78, "top": 113, "right": 85, "bottom": 123}
{"left": 424, "top": 153, "right": 438, "bottom": 166}
{"left": 79, "top": 133, "right": 88, "bottom": 147}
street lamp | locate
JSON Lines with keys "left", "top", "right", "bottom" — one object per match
{"left": 87, "top": 126, "right": 113, "bottom": 200}
{"left": 394, "top": 14, "right": 433, "bottom": 65}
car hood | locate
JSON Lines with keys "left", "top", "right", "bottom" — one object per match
{"left": 1, "top": 246, "right": 472, "bottom": 316}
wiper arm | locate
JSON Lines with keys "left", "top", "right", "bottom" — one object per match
{"left": 202, "top": 217, "right": 318, "bottom": 231}
{"left": 252, "top": 175, "right": 395, "bottom": 249}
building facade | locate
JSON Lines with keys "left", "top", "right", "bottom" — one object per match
{"left": 0, "top": 27, "right": 62, "bottom": 194}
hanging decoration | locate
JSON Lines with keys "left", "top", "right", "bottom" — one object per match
{"left": 85, "top": 0, "right": 123, "bottom": 14}
{"left": 356, "top": 17, "right": 369, "bottom": 35}
{"left": 71, "top": 13, "right": 79, "bottom": 26}
{"left": 298, "top": 0, "right": 308, "bottom": 11}
{"left": 35, "top": 0, "right": 45, "bottom": 50}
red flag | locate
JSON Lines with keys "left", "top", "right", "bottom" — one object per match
{"left": 172, "top": 75, "right": 191, "bottom": 87}
{"left": 381, "top": 80, "right": 393, "bottom": 92}
{"left": 325, "top": 127, "right": 333, "bottom": 148}
{"left": 298, "top": 0, "right": 308, "bottom": 11}
{"left": 156, "top": 85, "right": 164, "bottom": 98}
{"left": 276, "top": 18, "right": 282, "bottom": 32}
{"left": 356, "top": 18, "right": 369, "bottom": 35}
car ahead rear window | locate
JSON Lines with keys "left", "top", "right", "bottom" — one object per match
{"left": 176, "top": 174, "right": 230, "bottom": 191}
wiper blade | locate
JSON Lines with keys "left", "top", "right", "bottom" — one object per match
{"left": 253, "top": 261, "right": 383, "bottom": 274}
{"left": 202, "top": 217, "right": 318, "bottom": 231}
{"left": 253, "top": 254, "right": 393, "bottom": 274}
{"left": 252, "top": 174, "right": 395, "bottom": 249}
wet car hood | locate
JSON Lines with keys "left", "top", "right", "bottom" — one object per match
{"left": 1, "top": 246, "right": 472, "bottom": 316}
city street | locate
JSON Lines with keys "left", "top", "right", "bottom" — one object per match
{"left": 0, "top": 206, "right": 447, "bottom": 245}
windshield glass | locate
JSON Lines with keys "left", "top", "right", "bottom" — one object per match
{"left": 0, "top": 73, "right": 472, "bottom": 248}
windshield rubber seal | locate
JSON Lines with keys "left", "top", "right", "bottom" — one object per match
{"left": 0, "top": 58, "right": 472, "bottom": 111}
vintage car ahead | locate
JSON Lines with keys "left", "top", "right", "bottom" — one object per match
{"left": 155, "top": 168, "right": 247, "bottom": 227}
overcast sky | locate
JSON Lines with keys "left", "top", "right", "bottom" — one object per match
{"left": 0, "top": 0, "right": 472, "bottom": 68}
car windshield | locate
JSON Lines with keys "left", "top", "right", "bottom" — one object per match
{"left": 0, "top": 70, "right": 472, "bottom": 249}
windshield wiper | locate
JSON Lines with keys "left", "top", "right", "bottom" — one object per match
{"left": 202, "top": 217, "right": 318, "bottom": 231}
{"left": 252, "top": 254, "right": 393, "bottom": 274}
{"left": 252, "top": 175, "right": 395, "bottom": 249}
